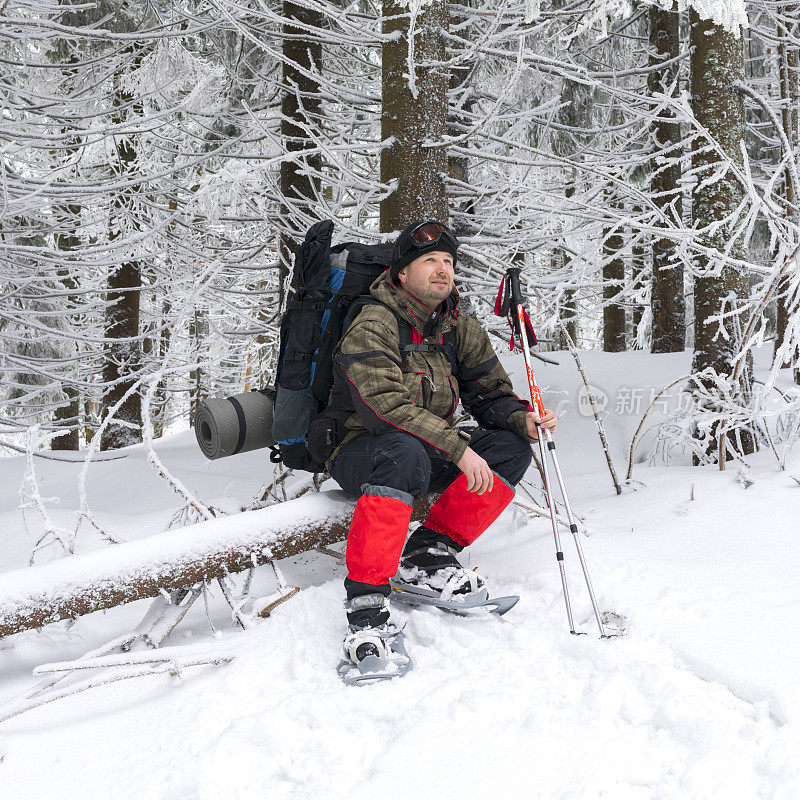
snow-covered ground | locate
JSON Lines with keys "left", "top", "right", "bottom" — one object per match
{"left": 1, "top": 349, "right": 799, "bottom": 800}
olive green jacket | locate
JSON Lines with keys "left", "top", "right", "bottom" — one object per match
{"left": 328, "top": 270, "right": 532, "bottom": 466}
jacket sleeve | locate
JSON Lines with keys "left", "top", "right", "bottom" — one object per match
{"left": 455, "top": 314, "right": 533, "bottom": 440}
{"left": 334, "top": 310, "right": 471, "bottom": 463}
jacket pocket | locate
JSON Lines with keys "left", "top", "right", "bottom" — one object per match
{"left": 402, "top": 371, "right": 426, "bottom": 405}
{"left": 421, "top": 374, "right": 435, "bottom": 409}
{"left": 444, "top": 374, "right": 458, "bottom": 420}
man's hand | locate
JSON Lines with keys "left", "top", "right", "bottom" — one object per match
{"left": 525, "top": 409, "right": 558, "bottom": 440}
{"left": 455, "top": 446, "right": 494, "bottom": 494}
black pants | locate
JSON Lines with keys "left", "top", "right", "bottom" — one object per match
{"left": 329, "top": 427, "right": 532, "bottom": 498}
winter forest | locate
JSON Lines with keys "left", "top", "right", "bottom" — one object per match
{"left": 0, "top": 0, "right": 798, "bottom": 457}
{"left": 2, "top": 0, "right": 800, "bottom": 796}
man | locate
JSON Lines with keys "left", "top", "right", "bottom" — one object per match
{"left": 326, "top": 221, "right": 557, "bottom": 670}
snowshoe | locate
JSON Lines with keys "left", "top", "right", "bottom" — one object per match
{"left": 394, "top": 528, "right": 517, "bottom": 615}
{"left": 390, "top": 578, "right": 519, "bottom": 617}
{"left": 337, "top": 592, "right": 412, "bottom": 685}
{"left": 337, "top": 626, "right": 413, "bottom": 686}
{"left": 396, "top": 559, "right": 486, "bottom": 599}
{"left": 398, "top": 528, "right": 487, "bottom": 599}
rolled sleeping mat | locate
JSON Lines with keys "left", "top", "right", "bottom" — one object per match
{"left": 194, "top": 390, "right": 275, "bottom": 460}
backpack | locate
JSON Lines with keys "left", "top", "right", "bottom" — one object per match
{"left": 272, "top": 220, "right": 458, "bottom": 473}
{"left": 271, "top": 220, "right": 393, "bottom": 471}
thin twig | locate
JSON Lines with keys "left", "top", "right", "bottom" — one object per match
{"left": 627, "top": 375, "right": 691, "bottom": 482}
{"left": 0, "top": 440, "right": 127, "bottom": 462}
{"left": 259, "top": 587, "right": 300, "bottom": 618}
{"left": 217, "top": 575, "right": 249, "bottom": 630}
{"left": 0, "top": 658, "right": 233, "bottom": 725}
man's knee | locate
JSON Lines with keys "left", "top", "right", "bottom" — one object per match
{"left": 369, "top": 431, "right": 431, "bottom": 496}
{"left": 471, "top": 428, "right": 532, "bottom": 486}
{"left": 504, "top": 433, "right": 533, "bottom": 484}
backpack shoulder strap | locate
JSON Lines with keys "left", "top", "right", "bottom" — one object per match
{"left": 375, "top": 303, "right": 459, "bottom": 369}
{"left": 341, "top": 295, "right": 386, "bottom": 336}
{"left": 344, "top": 297, "right": 458, "bottom": 370}
{"left": 400, "top": 325, "right": 458, "bottom": 376}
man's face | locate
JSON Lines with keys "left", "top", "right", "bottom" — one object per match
{"left": 397, "top": 250, "right": 454, "bottom": 308}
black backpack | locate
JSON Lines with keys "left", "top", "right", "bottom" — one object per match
{"left": 272, "top": 220, "right": 459, "bottom": 473}
{"left": 271, "top": 220, "right": 393, "bottom": 471}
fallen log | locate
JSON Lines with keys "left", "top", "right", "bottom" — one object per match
{"left": 0, "top": 491, "right": 434, "bottom": 639}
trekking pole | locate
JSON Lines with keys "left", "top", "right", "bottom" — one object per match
{"left": 504, "top": 267, "right": 608, "bottom": 638}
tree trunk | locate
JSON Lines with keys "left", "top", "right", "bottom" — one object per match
{"left": 101, "top": 253, "right": 142, "bottom": 451}
{"left": 649, "top": 4, "right": 685, "bottom": 353}
{"left": 559, "top": 183, "right": 578, "bottom": 348}
{"left": 562, "top": 288, "right": 578, "bottom": 348}
{"left": 447, "top": 0, "right": 476, "bottom": 237}
{"left": 776, "top": 17, "right": 800, "bottom": 379}
{"left": 189, "top": 307, "right": 208, "bottom": 427}
{"left": 280, "top": 2, "right": 323, "bottom": 309}
{"left": 689, "top": 10, "right": 754, "bottom": 457}
{"left": 603, "top": 222, "right": 627, "bottom": 352}
{"left": 47, "top": 41, "right": 84, "bottom": 450}
{"left": 551, "top": 248, "right": 577, "bottom": 349}
{"left": 0, "top": 492, "right": 434, "bottom": 639}
{"left": 51, "top": 391, "right": 80, "bottom": 450}
{"left": 631, "top": 238, "right": 647, "bottom": 346}
{"left": 381, "top": 0, "right": 449, "bottom": 232}
{"left": 152, "top": 296, "right": 172, "bottom": 438}
{"left": 101, "top": 47, "right": 144, "bottom": 451}
{"left": 51, "top": 202, "right": 81, "bottom": 451}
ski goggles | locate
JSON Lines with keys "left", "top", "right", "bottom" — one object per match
{"left": 399, "top": 221, "right": 460, "bottom": 257}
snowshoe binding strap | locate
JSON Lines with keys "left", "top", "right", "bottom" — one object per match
{"left": 440, "top": 566, "right": 482, "bottom": 602}
{"left": 399, "top": 542, "right": 486, "bottom": 600}
{"left": 343, "top": 592, "right": 391, "bottom": 630}
{"left": 342, "top": 593, "right": 389, "bottom": 614}
{"left": 337, "top": 627, "right": 412, "bottom": 686}
{"left": 401, "top": 542, "right": 461, "bottom": 562}
{"left": 343, "top": 625, "right": 397, "bottom": 663}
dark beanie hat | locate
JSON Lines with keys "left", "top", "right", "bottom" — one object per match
{"left": 390, "top": 220, "right": 459, "bottom": 283}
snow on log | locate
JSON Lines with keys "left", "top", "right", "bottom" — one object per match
{"left": 0, "top": 491, "right": 432, "bottom": 639}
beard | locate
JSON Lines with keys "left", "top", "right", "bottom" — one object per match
{"left": 416, "top": 286, "right": 449, "bottom": 308}
{"left": 414, "top": 277, "right": 451, "bottom": 308}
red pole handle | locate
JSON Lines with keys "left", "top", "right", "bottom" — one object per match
{"left": 515, "top": 304, "right": 546, "bottom": 417}
{"left": 505, "top": 266, "right": 547, "bottom": 420}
